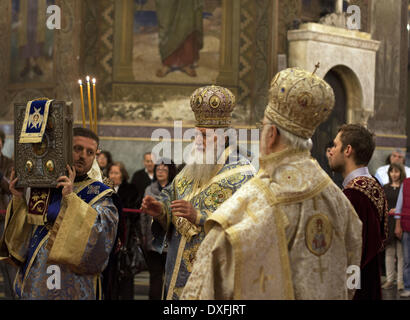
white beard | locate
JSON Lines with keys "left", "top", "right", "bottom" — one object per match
{"left": 178, "top": 143, "right": 225, "bottom": 186}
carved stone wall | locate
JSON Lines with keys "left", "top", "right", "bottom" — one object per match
{"left": 368, "top": 0, "right": 407, "bottom": 136}
{"left": 350, "top": 0, "right": 371, "bottom": 33}
{"left": 277, "top": 0, "right": 301, "bottom": 55}
{"left": 288, "top": 23, "right": 379, "bottom": 125}
{"left": 0, "top": 1, "right": 10, "bottom": 120}
{"left": 366, "top": 0, "right": 408, "bottom": 172}
{"left": 251, "top": 0, "right": 275, "bottom": 123}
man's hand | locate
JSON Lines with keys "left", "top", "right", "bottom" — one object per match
{"left": 171, "top": 200, "right": 198, "bottom": 224}
{"left": 395, "top": 219, "right": 403, "bottom": 240}
{"left": 9, "top": 168, "right": 24, "bottom": 199}
{"left": 57, "top": 165, "right": 76, "bottom": 197}
{"left": 141, "top": 195, "right": 163, "bottom": 218}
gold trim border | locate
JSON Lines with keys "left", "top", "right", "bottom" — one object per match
{"left": 251, "top": 177, "right": 295, "bottom": 299}
{"left": 19, "top": 99, "right": 53, "bottom": 144}
{"left": 1, "top": 120, "right": 258, "bottom": 129}
{"left": 21, "top": 230, "right": 50, "bottom": 294}
{"left": 376, "top": 133, "right": 407, "bottom": 139}
{"left": 375, "top": 146, "right": 407, "bottom": 151}
{"left": 166, "top": 236, "right": 187, "bottom": 300}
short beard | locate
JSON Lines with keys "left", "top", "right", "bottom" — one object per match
{"left": 329, "top": 160, "right": 344, "bottom": 173}
{"left": 178, "top": 143, "right": 225, "bottom": 186}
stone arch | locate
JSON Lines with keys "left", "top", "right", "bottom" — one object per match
{"left": 288, "top": 23, "right": 380, "bottom": 126}
{"left": 322, "top": 64, "right": 364, "bottom": 125}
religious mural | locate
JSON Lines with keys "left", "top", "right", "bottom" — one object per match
{"left": 10, "top": 0, "right": 55, "bottom": 84}
{"left": 132, "top": 0, "right": 222, "bottom": 84}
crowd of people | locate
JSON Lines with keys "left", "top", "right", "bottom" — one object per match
{"left": 0, "top": 66, "right": 409, "bottom": 300}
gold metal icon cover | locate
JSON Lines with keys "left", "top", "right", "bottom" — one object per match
{"left": 14, "top": 100, "right": 73, "bottom": 188}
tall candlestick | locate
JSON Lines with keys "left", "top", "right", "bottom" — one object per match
{"left": 92, "top": 78, "right": 98, "bottom": 134}
{"left": 78, "top": 80, "right": 86, "bottom": 128}
{"left": 86, "top": 76, "right": 93, "bottom": 130}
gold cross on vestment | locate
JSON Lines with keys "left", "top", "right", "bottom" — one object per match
{"left": 87, "top": 185, "right": 100, "bottom": 195}
{"left": 253, "top": 266, "right": 273, "bottom": 293}
{"left": 313, "top": 256, "right": 328, "bottom": 283}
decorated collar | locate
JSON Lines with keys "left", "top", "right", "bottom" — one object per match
{"left": 258, "top": 148, "right": 310, "bottom": 178}
{"left": 342, "top": 167, "right": 372, "bottom": 188}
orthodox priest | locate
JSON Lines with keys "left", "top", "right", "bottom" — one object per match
{"left": 181, "top": 67, "right": 363, "bottom": 300}
{"left": 141, "top": 85, "right": 255, "bottom": 300}
{"left": 0, "top": 127, "right": 118, "bottom": 299}
{"left": 328, "top": 124, "right": 388, "bottom": 300}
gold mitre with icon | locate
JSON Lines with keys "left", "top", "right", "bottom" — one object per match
{"left": 264, "top": 66, "right": 335, "bottom": 139}
{"left": 190, "top": 85, "right": 236, "bottom": 128}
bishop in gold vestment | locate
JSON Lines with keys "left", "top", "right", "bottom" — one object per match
{"left": 141, "top": 86, "right": 255, "bottom": 300}
{"left": 182, "top": 68, "right": 363, "bottom": 300}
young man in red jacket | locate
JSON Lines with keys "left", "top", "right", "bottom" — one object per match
{"left": 393, "top": 176, "right": 410, "bottom": 297}
{"left": 329, "top": 124, "right": 388, "bottom": 300}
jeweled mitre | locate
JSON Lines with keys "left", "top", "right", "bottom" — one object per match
{"left": 265, "top": 68, "right": 335, "bottom": 139}
{"left": 190, "top": 85, "right": 236, "bottom": 128}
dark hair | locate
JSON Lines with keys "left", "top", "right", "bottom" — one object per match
{"left": 153, "top": 158, "right": 177, "bottom": 186}
{"left": 385, "top": 154, "right": 391, "bottom": 165}
{"left": 108, "top": 161, "right": 129, "bottom": 182}
{"left": 325, "top": 140, "right": 333, "bottom": 150}
{"left": 388, "top": 163, "right": 406, "bottom": 185}
{"left": 338, "top": 124, "right": 375, "bottom": 166}
{"left": 99, "top": 150, "right": 113, "bottom": 167}
{"left": 177, "top": 163, "right": 186, "bottom": 174}
{"left": 73, "top": 127, "right": 99, "bottom": 148}
{"left": 143, "top": 152, "right": 152, "bottom": 160}
{"left": 0, "top": 129, "right": 5, "bottom": 145}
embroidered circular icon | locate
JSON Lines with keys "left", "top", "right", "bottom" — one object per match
{"left": 209, "top": 95, "right": 221, "bottom": 109}
{"left": 194, "top": 95, "right": 203, "bottom": 108}
{"left": 305, "top": 213, "right": 333, "bottom": 256}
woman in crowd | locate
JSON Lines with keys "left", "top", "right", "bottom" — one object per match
{"left": 382, "top": 163, "right": 406, "bottom": 291}
{"left": 97, "top": 150, "right": 113, "bottom": 177}
{"left": 106, "top": 161, "right": 144, "bottom": 300}
{"left": 141, "top": 158, "right": 177, "bottom": 300}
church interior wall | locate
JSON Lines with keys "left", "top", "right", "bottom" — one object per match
{"left": 0, "top": 0, "right": 409, "bottom": 179}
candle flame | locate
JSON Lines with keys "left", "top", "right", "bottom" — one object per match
{"left": 92, "top": 78, "right": 96, "bottom": 84}
{"left": 86, "top": 76, "right": 90, "bottom": 82}
{"left": 78, "top": 79, "right": 82, "bottom": 85}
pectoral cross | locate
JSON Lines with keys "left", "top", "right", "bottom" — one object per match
{"left": 313, "top": 256, "right": 328, "bottom": 283}
{"left": 87, "top": 185, "right": 100, "bottom": 195}
{"left": 253, "top": 266, "right": 273, "bottom": 293}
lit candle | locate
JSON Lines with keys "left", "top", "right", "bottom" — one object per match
{"left": 78, "top": 80, "right": 86, "bottom": 128}
{"left": 86, "top": 76, "right": 93, "bottom": 130}
{"left": 92, "top": 78, "right": 98, "bottom": 134}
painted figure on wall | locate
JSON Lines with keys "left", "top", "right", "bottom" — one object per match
{"left": 11, "top": 0, "right": 55, "bottom": 83}
{"left": 132, "top": 0, "right": 221, "bottom": 84}
{"left": 155, "top": 0, "right": 203, "bottom": 78}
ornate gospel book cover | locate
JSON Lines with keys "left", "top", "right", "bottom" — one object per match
{"left": 14, "top": 99, "right": 73, "bottom": 188}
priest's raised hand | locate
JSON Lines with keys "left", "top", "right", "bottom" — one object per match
{"left": 141, "top": 195, "right": 163, "bottom": 218}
